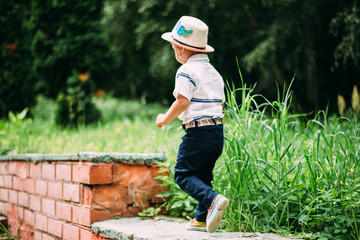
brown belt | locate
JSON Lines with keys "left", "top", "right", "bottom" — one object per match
{"left": 182, "top": 118, "right": 223, "bottom": 129}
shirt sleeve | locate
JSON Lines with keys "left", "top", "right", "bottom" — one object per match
{"left": 172, "top": 66, "right": 197, "bottom": 101}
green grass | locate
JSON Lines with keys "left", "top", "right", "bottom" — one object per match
{"left": 1, "top": 84, "right": 360, "bottom": 240}
{"left": 0, "top": 96, "right": 182, "bottom": 156}
{"left": 213, "top": 77, "right": 360, "bottom": 239}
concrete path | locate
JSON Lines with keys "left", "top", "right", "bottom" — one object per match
{"left": 91, "top": 216, "right": 301, "bottom": 240}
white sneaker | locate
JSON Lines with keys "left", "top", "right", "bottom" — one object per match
{"left": 206, "top": 194, "right": 229, "bottom": 233}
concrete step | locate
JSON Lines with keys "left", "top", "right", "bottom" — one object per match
{"left": 91, "top": 216, "right": 301, "bottom": 240}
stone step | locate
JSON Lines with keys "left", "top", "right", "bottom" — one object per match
{"left": 91, "top": 216, "right": 301, "bottom": 240}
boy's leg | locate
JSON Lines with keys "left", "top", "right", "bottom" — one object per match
{"left": 195, "top": 202, "right": 208, "bottom": 222}
{"left": 195, "top": 150, "right": 221, "bottom": 222}
{"left": 174, "top": 125, "right": 223, "bottom": 215}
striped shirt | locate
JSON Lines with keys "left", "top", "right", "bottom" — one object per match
{"left": 173, "top": 54, "right": 225, "bottom": 123}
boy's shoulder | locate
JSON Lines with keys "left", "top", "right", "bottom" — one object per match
{"left": 178, "top": 56, "right": 208, "bottom": 72}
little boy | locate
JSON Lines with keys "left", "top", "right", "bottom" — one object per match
{"left": 156, "top": 16, "right": 229, "bottom": 233}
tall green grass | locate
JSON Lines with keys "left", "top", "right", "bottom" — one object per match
{"left": 214, "top": 75, "right": 360, "bottom": 239}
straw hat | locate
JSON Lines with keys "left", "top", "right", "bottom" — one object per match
{"left": 161, "top": 16, "right": 214, "bottom": 53}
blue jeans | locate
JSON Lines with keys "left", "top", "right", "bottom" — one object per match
{"left": 174, "top": 124, "right": 224, "bottom": 222}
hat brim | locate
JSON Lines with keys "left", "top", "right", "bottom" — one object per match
{"left": 161, "top": 32, "right": 214, "bottom": 53}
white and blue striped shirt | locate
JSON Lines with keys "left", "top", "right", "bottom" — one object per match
{"left": 173, "top": 54, "right": 225, "bottom": 123}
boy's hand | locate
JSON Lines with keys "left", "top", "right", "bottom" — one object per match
{"left": 155, "top": 94, "right": 189, "bottom": 128}
{"left": 156, "top": 114, "right": 166, "bottom": 127}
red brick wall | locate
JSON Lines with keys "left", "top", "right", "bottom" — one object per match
{"left": 0, "top": 154, "right": 167, "bottom": 240}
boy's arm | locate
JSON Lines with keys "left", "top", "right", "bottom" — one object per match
{"left": 156, "top": 93, "right": 189, "bottom": 128}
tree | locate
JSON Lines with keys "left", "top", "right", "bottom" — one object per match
{"left": 0, "top": 1, "right": 37, "bottom": 118}
{"left": 103, "top": 0, "right": 360, "bottom": 114}
{"left": 29, "top": 0, "right": 115, "bottom": 125}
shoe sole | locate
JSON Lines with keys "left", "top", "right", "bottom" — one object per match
{"left": 186, "top": 226, "right": 207, "bottom": 232}
{"left": 206, "top": 198, "right": 229, "bottom": 233}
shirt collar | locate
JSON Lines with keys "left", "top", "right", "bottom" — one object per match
{"left": 187, "top": 54, "right": 209, "bottom": 63}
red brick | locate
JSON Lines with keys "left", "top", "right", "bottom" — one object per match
{"left": 56, "top": 163, "right": 72, "bottom": 181}
{"left": 0, "top": 162, "right": 8, "bottom": 173}
{"left": 48, "top": 217, "right": 63, "bottom": 238}
{"left": 73, "top": 206, "right": 111, "bottom": 227}
{"left": 8, "top": 190, "right": 18, "bottom": 204}
{"left": 63, "top": 223, "right": 79, "bottom": 240}
{"left": 48, "top": 181, "right": 62, "bottom": 199}
{"left": 72, "top": 162, "right": 81, "bottom": 182}
{"left": 8, "top": 161, "right": 29, "bottom": 178}
{"left": 18, "top": 192, "right": 29, "bottom": 207}
{"left": 72, "top": 206, "right": 90, "bottom": 226}
{"left": 34, "top": 230, "right": 42, "bottom": 240}
{"left": 42, "top": 198, "right": 55, "bottom": 216}
{"left": 0, "top": 188, "right": 8, "bottom": 201}
{"left": 89, "top": 184, "right": 127, "bottom": 211}
{"left": 4, "top": 175, "right": 12, "bottom": 188}
{"left": 19, "top": 223, "right": 34, "bottom": 240}
{"left": 10, "top": 205, "right": 24, "bottom": 221}
{"left": 8, "top": 161, "right": 17, "bottom": 175}
{"left": 79, "top": 163, "right": 113, "bottom": 185}
{"left": 35, "top": 179, "right": 48, "bottom": 196}
{"left": 151, "top": 185, "right": 169, "bottom": 203}
{"left": 42, "top": 163, "right": 55, "bottom": 180}
{"left": 42, "top": 234, "right": 56, "bottom": 240}
{"left": 113, "top": 163, "right": 159, "bottom": 209}
{"left": 0, "top": 176, "right": 4, "bottom": 187}
{"left": 82, "top": 185, "right": 92, "bottom": 206}
{"left": 80, "top": 228, "right": 92, "bottom": 240}
{"left": 55, "top": 201, "right": 72, "bottom": 221}
{"left": 24, "top": 179, "right": 35, "bottom": 194}
{"left": 16, "top": 161, "right": 29, "bottom": 179}
{"left": 35, "top": 213, "right": 47, "bottom": 232}
{"left": 63, "top": 183, "right": 80, "bottom": 202}
{"left": 0, "top": 201, "right": 7, "bottom": 215}
{"left": 29, "top": 195, "right": 41, "bottom": 212}
{"left": 24, "top": 209, "right": 35, "bottom": 226}
{"left": 13, "top": 177, "right": 24, "bottom": 191}
{"left": 30, "top": 162, "right": 42, "bottom": 179}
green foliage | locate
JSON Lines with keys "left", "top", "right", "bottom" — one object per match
{"left": 27, "top": 0, "right": 115, "bottom": 125}
{"left": 0, "top": 221, "right": 13, "bottom": 240}
{"left": 29, "top": 0, "right": 115, "bottom": 97}
{"left": 55, "top": 71, "right": 100, "bottom": 126}
{"left": 0, "top": 0, "right": 115, "bottom": 125}
{"left": 214, "top": 73, "right": 360, "bottom": 239}
{"left": 0, "top": 1, "right": 37, "bottom": 118}
{"left": 330, "top": 1, "right": 360, "bottom": 68}
{"left": 0, "top": 108, "right": 31, "bottom": 155}
{"left": 2, "top": 88, "right": 360, "bottom": 239}
{"left": 102, "top": 0, "right": 179, "bottom": 102}
{"left": 155, "top": 167, "right": 197, "bottom": 219}
{"left": 102, "top": 0, "right": 360, "bottom": 113}
{"left": 31, "top": 95, "right": 57, "bottom": 123}
{"left": 94, "top": 95, "right": 167, "bottom": 122}
{"left": 2, "top": 0, "right": 360, "bottom": 117}
{"left": 138, "top": 207, "right": 162, "bottom": 218}
{"left": 1, "top": 96, "right": 181, "bottom": 155}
